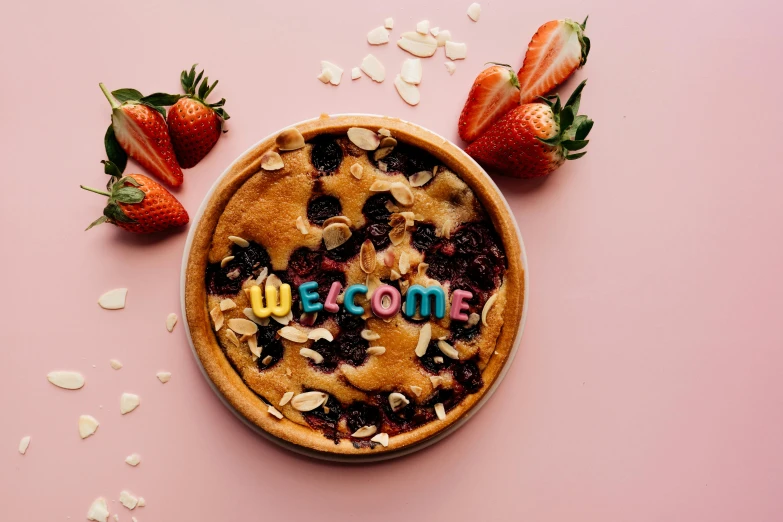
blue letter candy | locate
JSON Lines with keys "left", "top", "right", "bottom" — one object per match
{"left": 298, "top": 281, "right": 323, "bottom": 313}
{"left": 404, "top": 284, "right": 446, "bottom": 319}
{"left": 343, "top": 284, "right": 368, "bottom": 315}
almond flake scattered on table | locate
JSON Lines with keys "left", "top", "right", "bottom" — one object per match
{"left": 110, "top": 359, "right": 123, "bottom": 370}
{"left": 367, "top": 26, "right": 390, "bottom": 45}
{"left": 319, "top": 61, "right": 343, "bottom": 85}
{"left": 87, "top": 497, "right": 110, "bottom": 522}
{"left": 445, "top": 41, "right": 468, "bottom": 60}
{"left": 467, "top": 2, "right": 481, "bottom": 21}
{"left": 79, "top": 415, "right": 100, "bottom": 439}
{"left": 120, "top": 393, "right": 140, "bottom": 414}
{"left": 125, "top": 453, "right": 141, "bottom": 466}
{"left": 119, "top": 490, "right": 139, "bottom": 510}
{"left": 47, "top": 370, "right": 85, "bottom": 390}
{"left": 98, "top": 288, "right": 127, "bottom": 310}
{"left": 156, "top": 372, "right": 171, "bottom": 383}
{"left": 165, "top": 313, "right": 178, "bottom": 332}
{"left": 361, "top": 54, "right": 386, "bottom": 82}
{"left": 18, "top": 435, "right": 31, "bottom": 455}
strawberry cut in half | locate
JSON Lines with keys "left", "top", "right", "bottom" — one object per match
{"left": 517, "top": 17, "right": 590, "bottom": 104}
{"left": 100, "top": 84, "right": 184, "bottom": 187}
{"left": 465, "top": 80, "right": 593, "bottom": 179}
{"left": 458, "top": 63, "right": 521, "bottom": 143}
{"left": 81, "top": 160, "right": 189, "bottom": 234}
{"left": 167, "top": 65, "right": 230, "bottom": 169}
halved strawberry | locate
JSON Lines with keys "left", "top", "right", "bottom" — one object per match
{"left": 458, "top": 64, "right": 520, "bottom": 142}
{"left": 99, "top": 84, "right": 184, "bottom": 187}
{"left": 517, "top": 17, "right": 590, "bottom": 104}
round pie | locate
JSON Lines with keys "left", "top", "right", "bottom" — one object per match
{"left": 183, "top": 114, "right": 527, "bottom": 458}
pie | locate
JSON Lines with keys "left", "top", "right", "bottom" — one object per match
{"left": 184, "top": 114, "right": 526, "bottom": 457}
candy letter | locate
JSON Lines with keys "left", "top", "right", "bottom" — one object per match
{"left": 250, "top": 284, "right": 292, "bottom": 318}
{"left": 371, "top": 285, "right": 401, "bottom": 319}
{"left": 298, "top": 281, "right": 323, "bottom": 313}
{"left": 344, "top": 284, "right": 368, "bottom": 315}
{"left": 449, "top": 289, "right": 473, "bottom": 321}
{"left": 324, "top": 281, "right": 343, "bottom": 313}
{"left": 405, "top": 285, "right": 446, "bottom": 319}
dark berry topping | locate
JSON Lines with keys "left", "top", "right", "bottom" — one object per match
{"left": 322, "top": 232, "right": 361, "bottom": 262}
{"left": 335, "top": 331, "right": 368, "bottom": 367}
{"left": 362, "top": 193, "right": 394, "bottom": 223}
{"left": 206, "top": 242, "right": 271, "bottom": 296}
{"left": 411, "top": 223, "right": 438, "bottom": 251}
{"left": 307, "top": 195, "right": 342, "bottom": 225}
{"left": 452, "top": 360, "right": 483, "bottom": 393}
{"left": 418, "top": 340, "right": 455, "bottom": 374}
{"left": 255, "top": 324, "right": 285, "bottom": 369}
{"left": 363, "top": 223, "right": 392, "bottom": 249}
{"left": 344, "top": 402, "right": 381, "bottom": 433}
{"left": 310, "top": 135, "right": 343, "bottom": 174}
{"left": 371, "top": 143, "right": 438, "bottom": 177}
{"left": 287, "top": 247, "right": 322, "bottom": 278}
{"left": 335, "top": 307, "right": 364, "bottom": 332}
{"left": 309, "top": 338, "right": 339, "bottom": 371}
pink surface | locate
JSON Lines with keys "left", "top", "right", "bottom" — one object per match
{"left": 2, "top": 0, "right": 782, "bottom": 520}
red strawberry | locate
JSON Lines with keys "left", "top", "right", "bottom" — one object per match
{"left": 100, "top": 84, "right": 184, "bottom": 187}
{"left": 167, "top": 65, "right": 230, "bottom": 168}
{"left": 465, "top": 80, "right": 593, "bottom": 178}
{"left": 458, "top": 64, "right": 521, "bottom": 142}
{"left": 81, "top": 161, "right": 189, "bottom": 233}
{"left": 517, "top": 17, "right": 590, "bottom": 104}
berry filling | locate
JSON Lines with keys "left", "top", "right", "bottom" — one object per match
{"left": 255, "top": 324, "right": 285, "bottom": 369}
{"left": 310, "top": 135, "right": 343, "bottom": 174}
{"left": 361, "top": 193, "right": 394, "bottom": 223}
{"left": 206, "top": 242, "right": 271, "bottom": 296}
{"left": 306, "top": 195, "right": 342, "bottom": 225}
{"left": 370, "top": 143, "right": 438, "bottom": 177}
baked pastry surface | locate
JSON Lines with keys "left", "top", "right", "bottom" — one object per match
{"left": 184, "top": 115, "right": 525, "bottom": 456}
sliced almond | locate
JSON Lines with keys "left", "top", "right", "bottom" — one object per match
{"left": 98, "top": 288, "right": 127, "bottom": 310}
{"left": 137, "top": 498, "right": 146, "bottom": 508}
{"left": 434, "top": 355, "right": 444, "bottom": 364}
{"left": 220, "top": 255, "right": 234, "bottom": 268}
{"left": 350, "top": 163, "right": 364, "bottom": 179}
{"left": 401, "top": 58, "right": 423, "bottom": 85}
{"left": 466, "top": 312, "right": 480, "bottom": 327}
{"left": 415, "top": 323, "right": 432, "bottom": 357}
{"left": 243, "top": 307, "right": 269, "bottom": 327}
{"left": 261, "top": 355, "right": 273, "bottom": 366}
{"left": 47, "top": 371, "right": 85, "bottom": 390}
{"left": 378, "top": 128, "right": 391, "bottom": 137}
{"left": 410, "top": 385, "right": 423, "bottom": 397}
{"left": 271, "top": 310, "right": 293, "bottom": 325}
{"left": 219, "top": 298, "right": 236, "bottom": 311}
{"left": 400, "top": 280, "right": 409, "bottom": 295}
{"left": 79, "top": 414, "right": 99, "bottom": 439}
{"left": 291, "top": 391, "right": 328, "bottom": 412}
{"left": 322, "top": 222, "right": 352, "bottom": 250}
{"left": 295, "top": 216, "right": 309, "bottom": 235}
{"left": 225, "top": 329, "right": 239, "bottom": 347}
{"left": 359, "top": 240, "right": 377, "bottom": 274}
{"left": 389, "top": 392, "right": 410, "bottom": 412}
{"left": 397, "top": 31, "right": 438, "bottom": 57}
{"left": 434, "top": 402, "right": 446, "bottom": 420}
{"left": 322, "top": 215, "right": 352, "bottom": 227}
{"left": 416, "top": 20, "right": 430, "bottom": 34}
{"left": 307, "top": 328, "right": 334, "bottom": 342}
{"left": 266, "top": 273, "right": 283, "bottom": 289}
{"left": 390, "top": 269, "right": 401, "bottom": 281}
{"left": 300, "top": 348, "right": 324, "bottom": 364}
{"left": 390, "top": 181, "right": 415, "bottom": 205}
{"left": 445, "top": 41, "right": 468, "bottom": 60}
{"left": 438, "top": 340, "right": 460, "bottom": 360}
{"left": 361, "top": 54, "right": 386, "bottom": 82}
{"left": 87, "top": 498, "right": 109, "bottom": 522}
{"left": 430, "top": 375, "right": 444, "bottom": 388}
{"left": 389, "top": 224, "right": 407, "bottom": 246}
{"left": 279, "top": 326, "right": 308, "bottom": 343}
{"left": 369, "top": 180, "right": 392, "bottom": 192}
{"left": 211, "top": 306, "right": 226, "bottom": 331}
{"left": 228, "top": 235, "right": 249, "bottom": 247}
{"left": 18, "top": 435, "right": 31, "bottom": 455}
{"left": 260, "top": 151, "right": 284, "bottom": 171}
{"left": 227, "top": 318, "right": 258, "bottom": 336}
{"left": 384, "top": 17, "right": 394, "bottom": 29}
{"left": 393, "top": 75, "right": 420, "bottom": 106}
{"left": 256, "top": 267, "right": 269, "bottom": 285}
{"left": 409, "top": 170, "right": 433, "bottom": 187}
{"left": 371, "top": 432, "right": 389, "bottom": 447}
{"left": 156, "top": 371, "right": 171, "bottom": 383}
{"left": 276, "top": 128, "right": 305, "bottom": 151}
{"left": 436, "top": 29, "right": 452, "bottom": 47}
{"left": 268, "top": 405, "right": 284, "bottom": 419}
{"left": 351, "top": 67, "right": 362, "bottom": 80}
{"left": 120, "top": 392, "right": 140, "bottom": 414}
{"left": 380, "top": 136, "right": 397, "bottom": 149}
{"left": 248, "top": 336, "right": 261, "bottom": 358}
{"left": 119, "top": 490, "right": 138, "bottom": 510}
{"left": 110, "top": 359, "right": 123, "bottom": 370}
{"left": 417, "top": 262, "right": 429, "bottom": 277}
{"left": 352, "top": 425, "right": 378, "bottom": 438}
{"left": 320, "top": 60, "right": 343, "bottom": 85}
{"left": 317, "top": 69, "right": 332, "bottom": 84}
{"left": 366, "top": 274, "right": 381, "bottom": 298}
{"left": 347, "top": 127, "right": 381, "bottom": 151}
{"left": 444, "top": 61, "right": 457, "bottom": 75}
{"left": 366, "top": 346, "right": 386, "bottom": 355}
{"left": 367, "top": 26, "right": 390, "bottom": 45}
{"left": 299, "top": 311, "right": 318, "bottom": 326}
{"left": 165, "top": 313, "right": 178, "bottom": 332}
{"left": 383, "top": 249, "right": 396, "bottom": 267}
{"left": 279, "top": 391, "right": 294, "bottom": 406}
{"left": 467, "top": 2, "right": 481, "bottom": 21}
{"left": 378, "top": 161, "right": 388, "bottom": 172}
{"left": 361, "top": 329, "right": 380, "bottom": 341}
{"left": 482, "top": 293, "right": 498, "bottom": 326}
{"left": 398, "top": 251, "right": 411, "bottom": 275}
{"left": 125, "top": 453, "right": 141, "bottom": 466}
{"left": 430, "top": 27, "right": 440, "bottom": 36}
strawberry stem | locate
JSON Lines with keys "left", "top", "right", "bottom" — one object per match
{"left": 99, "top": 83, "right": 121, "bottom": 110}
{"left": 80, "top": 185, "right": 111, "bottom": 197}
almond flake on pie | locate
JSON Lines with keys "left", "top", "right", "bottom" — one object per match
{"left": 434, "top": 402, "right": 446, "bottom": 420}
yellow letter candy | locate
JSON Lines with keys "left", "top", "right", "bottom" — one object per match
{"left": 250, "top": 284, "right": 292, "bottom": 318}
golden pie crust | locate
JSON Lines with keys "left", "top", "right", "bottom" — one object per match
{"left": 184, "top": 115, "right": 525, "bottom": 457}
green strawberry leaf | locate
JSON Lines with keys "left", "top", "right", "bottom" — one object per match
{"left": 197, "top": 76, "right": 209, "bottom": 99}
{"left": 141, "top": 93, "right": 183, "bottom": 106}
{"left": 562, "top": 139, "right": 589, "bottom": 151}
{"left": 104, "top": 125, "right": 127, "bottom": 173}
{"left": 559, "top": 106, "right": 574, "bottom": 133}
{"left": 575, "top": 119, "right": 594, "bottom": 140}
{"left": 113, "top": 186, "right": 146, "bottom": 204}
{"left": 103, "top": 201, "right": 135, "bottom": 223}
{"left": 537, "top": 136, "right": 561, "bottom": 147}
{"left": 212, "top": 107, "right": 230, "bottom": 120}
{"left": 564, "top": 80, "right": 587, "bottom": 114}
{"left": 112, "top": 88, "right": 143, "bottom": 103}
{"left": 85, "top": 215, "right": 108, "bottom": 231}
{"left": 552, "top": 95, "right": 562, "bottom": 115}
{"left": 119, "top": 176, "right": 141, "bottom": 187}
{"left": 101, "top": 160, "right": 123, "bottom": 177}
{"left": 566, "top": 151, "right": 588, "bottom": 160}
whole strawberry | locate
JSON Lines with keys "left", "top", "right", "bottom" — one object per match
{"left": 465, "top": 80, "right": 593, "bottom": 178}
{"left": 167, "top": 65, "right": 230, "bottom": 168}
{"left": 100, "top": 84, "right": 184, "bottom": 187}
{"left": 81, "top": 161, "right": 189, "bottom": 233}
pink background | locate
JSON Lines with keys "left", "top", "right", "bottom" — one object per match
{"left": 2, "top": 0, "right": 782, "bottom": 520}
